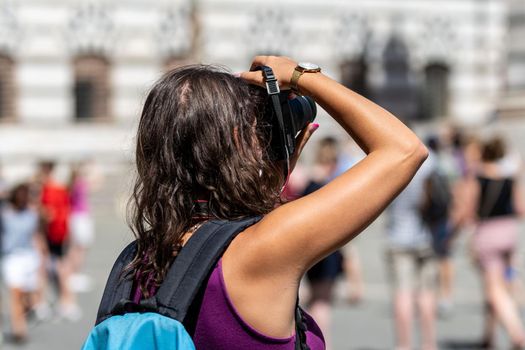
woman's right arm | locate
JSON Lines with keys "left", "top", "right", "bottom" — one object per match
{"left": 237, "top": 56, "right": 428, "bottom": 279}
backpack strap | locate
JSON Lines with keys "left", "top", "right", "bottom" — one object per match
{"left": 95, "top": 240, "right": 138, "bottom": 325}
{"left": 153, "top": 216, "right": 310, "bottom": 349}
{"left": 151, "top": 216, "right": 262, "bottom": 322}
{"left": 94, "top": 216, "right": 311, "bottom": 349}
{"left": 295, "top": 297, "right": 311, "bottom": 350}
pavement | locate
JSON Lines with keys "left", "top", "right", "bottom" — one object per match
{"left": 5, "top": 118, "right": 525, "bottom": 349}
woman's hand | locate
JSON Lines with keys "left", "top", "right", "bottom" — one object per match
{"left": 239, "top": 56, "right": 319, "bottom": 171}
{"left": 289, "top": 122, "right": 319, "bottom": 172}
{"left": 239, "top": 56, "right": 298, "bottom": 90}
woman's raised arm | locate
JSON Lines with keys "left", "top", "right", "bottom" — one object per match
{"left": 237, "top": 55, "right": 428, "bottom": 279}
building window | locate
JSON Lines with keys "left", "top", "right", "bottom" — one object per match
{"left": 375, "top": 36, "right": 418, "bottom": 122}
{"left": 340, "top": 55, "right": 369, "bottom": 98}
{"left": 73, "top": 55, "right": 110, "bottom": 121}
{"left": 0, "top": 55, "right": 15, "bottom": 121}
{"left": 422, "top": 63, "right": 450, "bottom": 120}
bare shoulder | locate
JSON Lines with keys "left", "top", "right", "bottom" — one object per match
{"left": 221, "top": 223, "right": 298, "bottom": 338}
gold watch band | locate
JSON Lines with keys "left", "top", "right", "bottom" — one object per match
{"left": 290, "top": 65, "right": 321, "bottom": 95}
{"left": 290, "top": 68, "right": 303, "bottom": 94}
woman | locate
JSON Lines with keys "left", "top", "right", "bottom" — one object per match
{"left": 468, "top": 137, "right": 525, "bottom": 349}
{"left": 1, "top": 184, "right": 44, "bottom": 343}
{"left": 128, "top": 56, "right": 427, "bottom": 349}
{"left": 68, "top": 163, "right": 95, "bottom": 292}
{"left": 301, "top": 136, "right": 344, "bottom": 349}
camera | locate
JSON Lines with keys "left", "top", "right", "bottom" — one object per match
{"left": 254, "top": 66, "right": 317, "bottom": 163}
{"left": 266, "top": 91, "right": 317, "bottom": 161}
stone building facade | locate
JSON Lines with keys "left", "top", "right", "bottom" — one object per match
{"left": 499, "top": 0, "right": 525, "bottom": 118}
{"left": 0, "top": 0, "right": 514, "bottom": 179}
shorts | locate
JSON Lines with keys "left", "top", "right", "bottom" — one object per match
{"left": 70, "top": 212, "right": 95, "bottom": 247}
{"left": 2, "top": 250, "right": 41, "bottom": 291}
{"left": 386, "top": 248, "right": 436, "bottom": 291}
{"left": 306, "top": 251, "right": 343, "bottom": 283}
{"left": 473, "top": 217, "right": 518, "bottom": 272}
{"left": 47, "top": 240, "right": 67, "bottom": 258}
{"left": 430, "top": 220, "right": 454, "bottom": 258}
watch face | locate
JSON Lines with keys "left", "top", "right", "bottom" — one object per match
{"left": 298, "top": 62, "right": 320, "bottom": 70}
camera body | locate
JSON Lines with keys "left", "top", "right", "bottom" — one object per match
{"left": 265, "top": 91, "right": 317, "bottom": 161}
{"left": 254, "top": 66, "right": 317, "bottom": 163}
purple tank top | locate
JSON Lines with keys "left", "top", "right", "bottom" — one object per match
{"left": 192, "top": 259, "right": 325, "bottom": 350}
{"left": 70, "top": 178, "right": 89, "bottom": 213}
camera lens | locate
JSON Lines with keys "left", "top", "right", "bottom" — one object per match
{"left": 288, "top": 96, "right": 317, "bottom": 136}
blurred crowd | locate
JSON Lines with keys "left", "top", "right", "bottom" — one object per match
{"left": 0, "top": 125, "right": 524, "bottom": 349}
{"left": 0, "top": 161, "right": 96, "bottom": 345}
{"left": 285, "top": 126, "right": 525, "bottom": 350}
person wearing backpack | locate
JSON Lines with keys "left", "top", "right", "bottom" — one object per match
{"left": 300, "top": 137, "right": 345, "bottom": 350}
{"left": 83, "top": 56, "right": 428, "bottom": 350}
{"left": 421, "top": 136, "right": 455, "bottom": 318}
{"left": 385, "top": 152, "right": 438, "bottom": 350}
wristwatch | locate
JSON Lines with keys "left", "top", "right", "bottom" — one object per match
{"left": 290, "top": 62, "right": 321, "bottom": 95}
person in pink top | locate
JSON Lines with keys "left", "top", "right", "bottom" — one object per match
{"left": 126, "top": 56, "right": 428, "bottom": 349}
{"left": 68, "top": 163, "right": 95, "bottom": 292}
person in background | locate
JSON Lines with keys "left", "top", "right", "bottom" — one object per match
{"left": 0, "top": 162, "right": 7, "bottom": 256}
{"left": 0, "top": 163, "right": 4, "bottom": 346}
{"left": 342, "top": 235, "right": 364, "bottom": 305}
{"left": 0, "top": 162, "right": 7, "bottom": 207}
{"left": 498, "top": 145, "right": 525, "bottom": 309}
{"left": 1, "top": 184, "right": 45, "bottom": 343}
{"left": 385, "top": 150, "right": 437, "bottom": 350}
{"left": 422, "top": 135, "right": 455, "bottom": 318}
{"left": 439, "top": 126, "right": 466, "bottom": 181}
{"left": 0, "top": 162, "right": 8, "bottom": 245}
{"left": 466, "top": 136, "right": 525, "bottom": 349}
{"left": 67, "top": 162, "right": 95, "bottom": 293}
{"left": 334, "top": 140, "right": 365, "bottom": 304}
{"left": 448, "top": 135, "right": 481, "bottom": 234}
{"left": 300, "top": 136, "right": 343, "bottom": 350}
{"left": 39, "top": 161, "right": 80, "bottom": 320}
{"left": 281, "top": 162, "right": 309, "bottom": 202}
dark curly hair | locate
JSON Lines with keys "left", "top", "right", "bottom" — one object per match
{"left": 127, "top": 65, "right": 283, "bottom": 297}
{"left": 481, "top": 136, "right": 506, "bottom": 162}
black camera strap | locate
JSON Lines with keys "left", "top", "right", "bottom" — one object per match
{"left": 257, "top": 65, "right": 291, "bottom": 182}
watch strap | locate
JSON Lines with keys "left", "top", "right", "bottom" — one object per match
{"left": 290, "top": 68, "right": 303, "bottom": 94}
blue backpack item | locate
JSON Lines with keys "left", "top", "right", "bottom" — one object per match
{"left": 82, "top": 217, "right": 311, "bottom": 350}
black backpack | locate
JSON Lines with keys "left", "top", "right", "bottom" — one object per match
{"left": 421, "top": 171, "right": 451, "bottom": 224}
{"left": 89, "top": 217, "right": 311, "bottom": 350}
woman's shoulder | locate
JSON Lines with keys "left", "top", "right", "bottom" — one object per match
{"left": 195, "top": 257, "right": 325, "bottom": 349}
{"left": 476, "top": 173, "right": 514, "bottom": 183}
{"left": 1, "top": 205, "right": 38, "bottom": 224}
